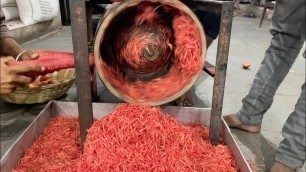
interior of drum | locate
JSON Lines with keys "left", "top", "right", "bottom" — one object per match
{"left": 96, "top": 1, "right": 204, "bottom": 104}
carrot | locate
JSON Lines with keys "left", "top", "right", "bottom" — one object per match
{"left": 13, "top": 104, "right": 238, "bottom": 172}
{"left": 77, "top": 104, "right": 238, "bottom": 172}
{"left": 242, "top": 62, "right": 251, "bottom": 69}
{"left": 9, "top": 51, "right": 95, "bottom": 77}
{"left": 36, "top": 50, "right": 76, "bottom": 60}
{"left": 12, "top": 116, "right": 81, "bottom": 172}
{"left": 28, "top": 75, "right": 54, "bottom": 88}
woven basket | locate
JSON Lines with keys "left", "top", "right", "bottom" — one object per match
{"left": 0, "top": 68, "right": 75, "bottom": 104}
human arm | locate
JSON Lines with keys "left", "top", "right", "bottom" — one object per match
{"left": 0, "top": 17, "right": 38, "bottom": 60}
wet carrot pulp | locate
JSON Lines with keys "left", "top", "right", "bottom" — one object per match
{"left": 13, "top": 104, "right": 238, "bottom": 172}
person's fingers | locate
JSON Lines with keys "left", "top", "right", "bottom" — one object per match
{"left": 0, "top": 88, "right": 15, "bottom": 94}
{"left": 3, "top": 74, "right": 33, "bottom": 85}
{"left": 13, "top": 75, "right": 33, "bottom": 84}
{"left": 1, "top": 82, "right": 18, "bottom": 89}
{"left": 9, "top": 65, "right": 45, "bottom": 74}
{"left": 28, "top": 49, "right": 39, "bottom": 59}
{"left": 0, "top": 83, "right": 18, "bottom": 94}
{"left": 20, "top": 50, "right": 39, "bottom": 60}
{"left": 1, "top": 56, "right": 15, "bottom": 65}
{"left": 12, "top": 82, "right": 25, "bottom": 88}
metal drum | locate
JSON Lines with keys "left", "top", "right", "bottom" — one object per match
{"left": 94, "top": 0, "right": 206, "bottom": 105}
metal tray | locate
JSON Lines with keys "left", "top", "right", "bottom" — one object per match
{"left": 0, "top": 101, "right": 252, "bottom": 172}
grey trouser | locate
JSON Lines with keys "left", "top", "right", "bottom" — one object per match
{"left": 236, "top": 0, "right": 306, "bottom": 170}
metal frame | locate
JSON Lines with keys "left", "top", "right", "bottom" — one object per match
{"left": 69, "top": 0, "right": 94, "bottom": 150}
{"left": 194, "top": 1, "right": 234, "bottom": 145}
{"left": 69, "top": 0, "right": 234, "bottom": 148}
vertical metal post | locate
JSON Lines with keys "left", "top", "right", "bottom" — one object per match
{"left": 209, "top": 2, "right": 234, "bottom": 145}
{"left": 85, "top": 1, "right": 99, "bottom": 102}
{"left": 69, "top": 0, "right": 94, "bottom": 150}
{"left": 86, "top": 1, "right": 94, "bottom": 43}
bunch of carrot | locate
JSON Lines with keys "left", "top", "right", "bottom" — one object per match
{"left": 13, "top": 104, "right": 238, "bottom": 172}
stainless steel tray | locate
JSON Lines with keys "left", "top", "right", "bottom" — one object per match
{"left": 0, "top": 101, "right": 252, "bottom": 172}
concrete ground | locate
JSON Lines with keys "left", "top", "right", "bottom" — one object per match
{"left": 1, "top": 16, "right": 305, "bottom": 171}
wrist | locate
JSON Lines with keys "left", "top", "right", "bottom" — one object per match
{"left": 0, "top": 37, "right": 23, "bottom": 57}
{"left": 15, "top": 50, "right": 28, "bottom": 61}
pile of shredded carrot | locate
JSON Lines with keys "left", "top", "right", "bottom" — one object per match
{"left": 13, "top": 104, "right": 237, "bottom": 172}
{"left": 12, "top": 117, "right": 81, "bottom": 172}
{"left": 100, "top": 2, "right": 204, "bottom": 103}
{"left": 75, "top": 104, "right": 237, "bottom": 171}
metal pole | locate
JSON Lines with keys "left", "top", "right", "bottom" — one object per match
{"left": 86, "top": 1, "right": 94, "bottom": 43}
{"left": 209, "top": 2, "right": 234, "bottom": 145}
{"left": 85, "top": 1, "right": 99, "bottom": 102}
{"left": 69, "top": 0, "right": 94, "bottom": 151}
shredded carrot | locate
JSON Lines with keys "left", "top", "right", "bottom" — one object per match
{"left": 13, "top": 104, "right": 238, "bottom": 172}
{"left": 12, "top": 117, "right": 81, "bottom": 172}
{"left": 73, "top": 104, "right": 237, "bottom": 172}
{"left": 99, "top": 2, "right": 204, "bottom": 103}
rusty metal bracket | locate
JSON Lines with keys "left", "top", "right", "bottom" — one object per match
{"left": 69, "top": 0, "right": 94, "bottom": 151}
{"left": 203, "top": 62, "right": 216, "bottom": 77}
{"left": 195, "top": 1, "right": 234, "bottom": 145}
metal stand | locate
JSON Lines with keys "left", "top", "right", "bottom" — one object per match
{"left": 194, "top": 0, "right": 234, "bottom": 145}
{"left": 69, "top": 0, "right": 234, "bottom": 149}
{"left": 69, "top": 0, "right": 94, "bottom": 150}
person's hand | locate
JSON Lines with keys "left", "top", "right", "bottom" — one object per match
{"left": 19, "top": 49, "right": 39, "bottom": 61}
{"left": 0, "top": 56, "right": 44, "bottom": 94}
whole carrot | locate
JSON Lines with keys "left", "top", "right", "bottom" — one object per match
{"left": 8, "top": 52, "right": 95, "bottom": 77}
{"left": 36, "top": 50, "right": 76, "bottom": 59}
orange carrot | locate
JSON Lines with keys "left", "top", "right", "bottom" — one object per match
{"left": 9, "top": 51, "right": 95, "bottom": 77}
{"left": 242, "top": 62, "right": 251, "bottom": 69}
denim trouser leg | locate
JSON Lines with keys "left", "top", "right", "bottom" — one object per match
{"left": 236, "top": 0, "right": 305, "bottom": 125}
{"left": 236, "top": 0, "right": 305, "bottom": 169}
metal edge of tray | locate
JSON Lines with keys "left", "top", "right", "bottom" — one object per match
{"left": 0, "top": 101, "right": 53, "bottom": 172}
{"left": 221, "top": 118, "right": 251, "bottom": 172}
{"left": 0, "top": 101, "right": 251, "bottom": 172}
